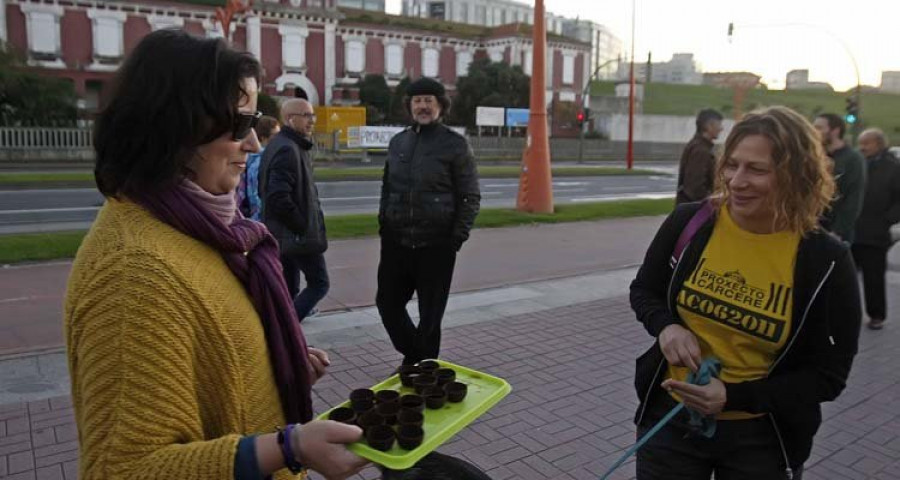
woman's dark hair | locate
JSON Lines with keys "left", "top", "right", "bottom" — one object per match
{"left": 94, "top": 29, "right": 261, "bottom": 197}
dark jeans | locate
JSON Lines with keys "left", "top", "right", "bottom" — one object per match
{"left": 852, "top": 244, "right": 888, "bottom": 320}
{"left": 636, "top": 395, "right": 803, "bottom": 480}
{"left": 280, "top": 252, "right": 329, "bottom": 322}
{"left": 376, "top": 240, "right": 457, "bottom": 365}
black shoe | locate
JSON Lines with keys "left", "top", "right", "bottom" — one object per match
{"left": 868, "top": 318, "right": 885, "bottom": 330}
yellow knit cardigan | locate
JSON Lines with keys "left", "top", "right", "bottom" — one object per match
{"left": 65, "top": 199, "right": 300, "bottom": 479}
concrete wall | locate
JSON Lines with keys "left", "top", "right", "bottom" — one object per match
{"left": 600, "top": 114, "right": 734, "bottom": 144}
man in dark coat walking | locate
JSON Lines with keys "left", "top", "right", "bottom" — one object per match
{"left": 853, "top": 128, "right": 900, "bottom": 330}
{"left": 259, "top": 98, "right": 329, "bottom": 322}
{"left": 676, "top": 109, "right": 724, "bottom": 205}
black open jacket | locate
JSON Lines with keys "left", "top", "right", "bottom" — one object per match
{"left": 630, "top": 202, "right": 861, "bottom": 467}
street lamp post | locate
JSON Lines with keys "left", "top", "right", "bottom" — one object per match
{"left": 625, "top": 0, "right": 636, "bottom": 170}
{"left": 577, "top": 58, "right": 618, "bottom": 164}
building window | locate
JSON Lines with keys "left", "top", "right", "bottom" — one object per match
{"left": 475, "top": 5, "right": 487, "bottom": 25}
{"left": 385, "top": 43, "right": 404, "bottom": 77}
{"left": 456, "top": 50, "right": 472, "bottom": 76}
{"left": 422, "top": 47, "right": 439, "bottom": 78}
{"left": 20, "top": 3, "right": 64, "bottom": 64}
{"left": 346, "top": 39, "right": 365, "bottom": 73}
{"left": 545, "top": 49, "right": 553, "bottom": 85}
{"left": 281, "top": 24, "right": 309, "bottom": 72}
{"left": 523, "top": 49, "right": 532, "bottom": 75}
{"left": 428, "top": 2, "right": 446, "bottom": 20}
{"left": 88, "top": 9, "right": 127, "bottom": 63}
{"left": 457, "top": 2, "right": 468, "bottom": 23}
{"left": 563, "top": 54, "right": 574, "bottom": 85}
{"left": 489, "top": 47, "right": 503, "bottom": 63}
{"left": 148, "top": 15, "right": 184, "bottom": 31}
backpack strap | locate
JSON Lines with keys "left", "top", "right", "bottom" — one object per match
{"left": 669, "top": 200, "right": 715, "bottom": 269}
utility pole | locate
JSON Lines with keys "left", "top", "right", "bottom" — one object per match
{"left": 577, "top": 58, "right": 618, "bottom": 164}
{"left": 626, "top": 0, "right": 636, "bottom": 170}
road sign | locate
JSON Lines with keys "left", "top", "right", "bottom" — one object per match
{"left": 476, "top": 106, "right": 505, "bottom": 127}
{"left": 505, "top": 108, "right": 529, "bottom": 127}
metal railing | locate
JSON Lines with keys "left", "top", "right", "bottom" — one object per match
{"left": 0, "top": 127, "right": 93, "bottom": 150}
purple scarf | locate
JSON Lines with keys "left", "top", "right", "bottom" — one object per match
{"left": 132, "top": 180, "right": 313, "bottom": 423}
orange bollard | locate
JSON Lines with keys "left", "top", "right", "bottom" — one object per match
{"left": 516, "top": 0, "right": 554, "bottom": 214}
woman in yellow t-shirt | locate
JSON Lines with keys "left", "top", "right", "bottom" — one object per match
{"left": 630, "top": 106, "right": 861, "bottom": 479}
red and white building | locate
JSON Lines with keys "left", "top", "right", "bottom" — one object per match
{"left": 2, "top": 0, "right": 590, "bottom": 119}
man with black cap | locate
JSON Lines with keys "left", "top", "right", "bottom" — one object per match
{"left": 376, "top": 77, "right": 481, "bottom": 365}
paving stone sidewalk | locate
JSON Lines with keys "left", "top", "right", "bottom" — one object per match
{"left": 2, "top": 293, "right": 899, "bottom": 480}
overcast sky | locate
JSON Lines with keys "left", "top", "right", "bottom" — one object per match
{"left": 386, "top": 0, "right": 899, "bottom": 91}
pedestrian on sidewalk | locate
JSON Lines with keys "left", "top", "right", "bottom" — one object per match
{"left": 813, "top": 113, "right": 866, "bottom": 245}
{"left": 72, "top": 29, "right": 366, "bottom": 479}
{"left": 259, "top": 99, "right": 329, "bottom": 322}
{"left": 237, "top": 114, "right": 279, "bottom": 221}
{"left": 630, "top": 106, "right": 861, "bottom": 479}
{"left": 675, "top": 109, "right": 724, "bottom": 205}
{"left": 376, "top": 77, "right": 481, "bottom": 365}
{"left": 851, "top": 128, "right": 900, "bottom": 330}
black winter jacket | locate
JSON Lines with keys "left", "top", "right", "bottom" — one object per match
{"left": 379, "top": 122, "right": 481, "bottom": 250}
{"left": 630, "top": 202, "right": 861, "bottom": 468}
{"left": 258, "top": 127, "right": 327, "bottom": 255}
{"left": 854, "top": 149, "right": 900, "bottom": 247}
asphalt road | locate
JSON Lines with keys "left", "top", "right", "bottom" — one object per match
{"left": 0, "top": 174, "right": 677, "bottom": 234}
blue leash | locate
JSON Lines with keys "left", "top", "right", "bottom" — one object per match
{"left": 599, "top": 357, "right": 722, "bottom": 480}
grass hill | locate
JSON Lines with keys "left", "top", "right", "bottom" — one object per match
{"left": 591, "top": 81, "right": 900, "bottom": 137}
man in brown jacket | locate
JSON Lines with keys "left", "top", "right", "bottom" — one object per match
{"left": 676, "top": 109, "right": 724, "bottom": 205}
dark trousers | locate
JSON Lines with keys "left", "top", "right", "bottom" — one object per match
{"left": 376, "top": 240, "right": 457, "bottom": 365}
{"left": 280, "top": 252, "right": 330, "bottom": 322}
{"left": 636, "top": 395, "right": 803, "bottom": 480}
{"left": 852, "top": 244, "right": 888, "bottom": 320}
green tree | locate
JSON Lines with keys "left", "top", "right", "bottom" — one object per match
{"left": 386, "top": 77, "right": 412, "bottom": 125}
{"left": 357, "top": 74, "right": 391, "bottom": 124}
{"left": 450, "top": 58, "right": 530, "bottom": 128}
{"left": 0, "top": 43, "right": 77, "bottom": 126}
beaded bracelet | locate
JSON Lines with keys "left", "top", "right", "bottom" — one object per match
{"left": 276, "top": 424, "right": 305, "bottom": 474}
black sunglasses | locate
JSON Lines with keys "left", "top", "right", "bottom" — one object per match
{"left": 232, "top": 111, "right": 262, "bottom": 141}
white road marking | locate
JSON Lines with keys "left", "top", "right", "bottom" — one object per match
{"left": 0, "top": 207, "right": 99, "bottom": 214}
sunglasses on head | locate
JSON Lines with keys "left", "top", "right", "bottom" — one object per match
{"left": 232, "top": 111, "right": 263, "bottom": 141}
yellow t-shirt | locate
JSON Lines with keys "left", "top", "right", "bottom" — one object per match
{"left": 667, "top": 205, "right": 800, "bottom": 420}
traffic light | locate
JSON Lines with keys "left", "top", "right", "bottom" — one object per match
{"left": 576, "top": 110, "right": 585, "bottom": 126}
{"left": 845, "top": 95, "right": 859, "bottom": 125}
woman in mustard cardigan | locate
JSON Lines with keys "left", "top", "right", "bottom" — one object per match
{"left": 65, "top": 30, "right": 367, "bottom": 479}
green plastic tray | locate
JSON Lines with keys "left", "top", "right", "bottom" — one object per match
{"left": 317, "top": 359, "right": 512, "bottom": 470}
